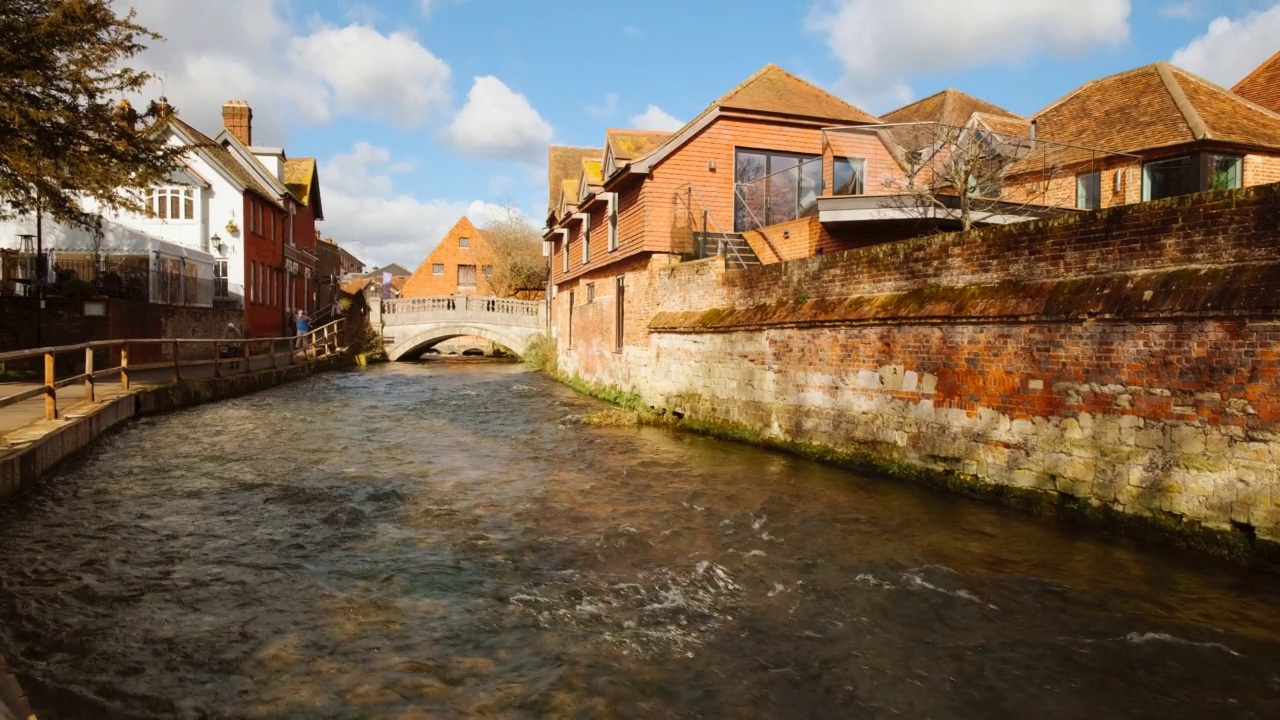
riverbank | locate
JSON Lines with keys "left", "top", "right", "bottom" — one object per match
{"left": 561, "top": 372, "right": 1280, "bottom": 572}
{"left": 0, "top": 351, "right": 357, "bottom": 506}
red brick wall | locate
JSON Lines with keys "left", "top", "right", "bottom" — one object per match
{"left": 402, "top": 217, "right": 499, "bottom": 297}
{"left": 558, "top": 181, "right": 1280, "bottom": 542}
{"left": 242, "top": 193, "right": 287, "bottom": 337}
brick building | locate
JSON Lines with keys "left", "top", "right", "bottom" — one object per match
{"left": 401, "top": 216, "right": 499, "bottom": 297}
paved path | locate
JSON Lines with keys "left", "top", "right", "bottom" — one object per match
{"left": 0, "top": 349, "right": 307, "bottom": 442}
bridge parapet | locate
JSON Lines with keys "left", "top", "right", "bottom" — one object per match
{"left": 379, "top": 296, "right": 547, "bottom": 360}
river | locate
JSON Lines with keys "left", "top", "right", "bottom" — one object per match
{"left": 1, "top": 362, "right": 1279, "bottom": 719}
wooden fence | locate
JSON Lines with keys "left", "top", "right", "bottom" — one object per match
{"left": 0, "top": 318, "right": 346, "bottom": 421}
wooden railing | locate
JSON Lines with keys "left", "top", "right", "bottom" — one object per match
{"left": 0, "top": 318, "right": 346, "bottom": 422}
{"left": 382, "top": 295, "right": 542, "bottom": 318}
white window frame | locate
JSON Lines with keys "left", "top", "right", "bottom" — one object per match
{"left": 574, "top": 212, "right": 591, "bottom": 265}
{"left": 603, "top": 192, "right": 619, "bottom": 251}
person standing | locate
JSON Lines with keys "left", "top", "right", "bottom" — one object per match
{"left": 294, "top": 309, "right": 311, "bottom": 349}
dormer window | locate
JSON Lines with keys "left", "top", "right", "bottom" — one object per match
{"left": 146, "top": 187, "right": 194, "bottom": 220}
{"left": 603, "top": 148, "right": 616, "bottom": 178}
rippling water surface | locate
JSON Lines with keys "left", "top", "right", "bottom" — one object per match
{"left": 2, "top": 362, "right": 1280, "bottom": 718}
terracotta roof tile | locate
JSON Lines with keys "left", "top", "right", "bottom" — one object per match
{"left": 882, "top": 88, "right": 1021, "bottom": 127}
{"left": 546, "top": 146, "right": 600, "bottom": 212}
{"left": 1032, "top": 61, "right": 1280, "bottom": 155}
{"left": 605, "top": 129, "right": 672, "bottom": 161}
{"left": 715, "top": 64, "right": 878, "bottom": 124}
{"left": 972, "top": 112, "right": 1032, "bottom": 137}
{"left": 1233, "top": 49, "right": 1280, "bottom": 115}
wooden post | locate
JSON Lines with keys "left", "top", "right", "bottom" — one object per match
{"left": 44, "top": 351, "right": 56, "bottom": 420}
{"left": 242, "top": 338, "right": 251, "bottom": 374}
{"left": 84, "top": 346, "right": 95, "bottom": 403}
{"left": 120, "top": 343, "right": 130, "bottom": 390}
{"left": 270, "top": 339, "right": 278, "bottom": 369}
{"left": 213, "top": 339, "right": 221, "bottom": 378}
{"left": 171, "top": 339, "right": 181, "bottom": 383}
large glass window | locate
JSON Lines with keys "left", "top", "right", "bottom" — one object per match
{"left": 734, "top": 149, "right": 822, "bottom": 231}
{"left": 214, "top": 259, "right": 229, "bottom": 298}
{"left": 833, "top": 157, "right": 866, "bottom": 196}
{"left": 1142, "top": 153, "right": 1242, "bottom": 201}
{"left": 1076, "top": 171, "right": 1101, "bottom": 210}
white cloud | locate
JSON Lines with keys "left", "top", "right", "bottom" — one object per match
{"left": 806, "top": 0, "right": 1131, "bottom": 111}
{"left": 114, "top": 0, "right": 451, "bottom": 143}
{"left": 443, "top": 76, "right": 554, "bottom": 164}
{"left": 290, "top": 25, "right": 451, "bottom": 127}
{"left": 420, "top": 0, "right": 434, "bottom": 17}
{"left": 1170, "top": 3, "right": 1280, "bottom": 87}
{"left": 630, "top": 105, "right": 684, "bottom": 131}
{"left": 319, "top": 142, "right": 516, "bottom": 267}
{"left": 586, "top": 92, "right": 620, "bottom": 120}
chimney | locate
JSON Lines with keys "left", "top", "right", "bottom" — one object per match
{"left": 222, "top": 100, "right": 252, "bottom": 145}
{"left": 153, "top": 96, "right": 173, "bottom": 119}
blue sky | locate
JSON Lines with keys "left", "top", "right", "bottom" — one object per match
{"left": 118, "top": 0, "right": 1280, "bottom": 268}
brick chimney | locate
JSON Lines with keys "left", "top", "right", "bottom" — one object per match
{"left": 222, "top": 100, "right": 252, "bottom": 145}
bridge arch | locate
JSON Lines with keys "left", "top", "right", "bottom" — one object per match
{"left": 385, "top": 322, "right": 534, "bottom": 361}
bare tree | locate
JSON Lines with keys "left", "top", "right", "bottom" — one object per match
{"left": 482, "top": 203, "right": 547, "bottom": 299}
{"left": 875, "top": 121, "right": 1063, "bottom": 232}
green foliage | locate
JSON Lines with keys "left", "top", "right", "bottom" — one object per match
{"left": 0, "top": 0, "right": 188, "bottom": 229}
{"left": 521, "top": 332, "right": 558, "bottom": 373}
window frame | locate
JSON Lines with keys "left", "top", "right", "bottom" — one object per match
{"left": 585, "top": 282, "right": 595, "bottom": 303}
{"left": 1141, "top": 152, "right": 1243, "bottom": 201}
{"left": 457, "top": 263, "right": 477, "bottom": 289}
{"left": 733, "top": 147, "right": 822, "bottom": 232}
{"left": 606, "top": 192, "right": 619, "bottom": 252}
{"left": 432, "top": 263, "right": 444, "bottom": 276}
{"left": 459, "top": 236, "right": 470, "bottom": 249}
{"left": 832, "top": 157, "right": 866, "bottom": 196}
{"left": 1076, "top": 170, "right": 1101, "bottom": 210}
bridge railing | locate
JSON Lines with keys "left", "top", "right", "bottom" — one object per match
{"left": 0, "top": 318, "right": 346, "bottom": 422}
{"left": 382, "top": 295, "right": 542, "bottom": 320}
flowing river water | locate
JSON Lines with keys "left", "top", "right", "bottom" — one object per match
{"left": 2, "top": 362, "right": 1280, "bottom": 719}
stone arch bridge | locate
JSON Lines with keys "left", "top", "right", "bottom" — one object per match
{"left": 378, "top": 296, "right": 546, "bottom": 360}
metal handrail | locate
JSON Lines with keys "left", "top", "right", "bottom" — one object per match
{"left": 0, "top": 318, "right": 347, "bottom": 422}
{"left": 675, "top": 185, "right": 760, "bottom": 269}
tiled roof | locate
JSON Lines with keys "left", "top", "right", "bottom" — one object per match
{"left": 605, "top": 129, "right": 672, "bottom": 162}
{"left": 582, "top": 159, "right": 603, "bottom": 186}
{"left": 165, "top": 116, "right": 283, "bottom": 209}
{"left": 882, "top": 88, "right": 1021, "bottom": 127}
{"left": 715, "top": 64, "right": 878, "bottom": 124}
{"left": 283, "top": 158, "right": 316, "bottom": 205}
{"left": 1233, "top": 49, "right": 1280, "bottom": 115}
{"left": 972, "top": 112, "right": 1032, "bottom": 137}
{"left": 1032, "top": 61, "right": 1280, "bottom": 155}
{"left": 560, "top": 179, "right": 579, "bottom": 210}
{"left": 546, "top": 146, "right": 600, "bottom": 212}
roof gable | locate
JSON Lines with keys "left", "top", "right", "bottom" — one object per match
{"left": 162, "top": 116, "right": 283, "bottom": 208}
{"left": 215, "top": 129, "right": 291, "bottom": 200}
{"left": 882, "top": 88, "right": 1022, "bottom": 127}
{"left": 1030, "top": 61, "right": 1280, "bottom": 154}
{"left": 1233, "top": 49, "right": 1280, "bottom": 115}
{"left": 284, "top": 157, "right": 324, "bottom": 220}
{"left": 605, "top": 129, "right": 672, "bottom": 162}
{"left": 716, "top": 64, "right": 878, "bottom": 124}
{"left": 546, "top": 146, "right": 600, "bottom": 213}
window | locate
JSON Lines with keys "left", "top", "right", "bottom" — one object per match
{"left": 606, "top": 193, "right": 619, "bottom": 251}
{"left": 580, "top": 215, "right": 591, "bottom": 264}
{"left": 457, "top": 264, "right": 476, "bottom": 288}
{"left": 249, "top": 262, "right": 257, "bottom": 303}
{"left": 614, "top": 275, "right": 625, "bottom": 352}
{"left": 215, "top": 259, "right": 229, "bottom": 298}
{"left": 459, "top": 236, "right": 470, "bottom": 249}
{"left": 145, "top": 187, "right": 195, "bottom": 220}
{"left": 1076, "top": 171, "right": 1101, "bottom": 210}
{"left": 483, "top": 265, "right": 494, "bottom": 277}
{"left": 1142, "top": 153, "right": 1242, "bottom": 201}
{"left": 586, "top": 282, "right": 595, "bottom": 302}
{"left": 432, "top": 263, "right": 444, "bottom": 275}
{"left": 734, "top": 149, "right": 822, "bottom": 231}
{"left": 563, "top": 234, "right": 570, "bottom": 273}
{"left": 832, "top": 157, "right": 866, "bottom": 196}
{"left": 1207, "top": 154, "right": 1242, "bottom": 191}
{"left": 567, "top": 291, "right": 574, "bottom": 346}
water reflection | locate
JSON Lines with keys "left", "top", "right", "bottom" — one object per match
{"left": 1, "top": 362, "right": 1279, "bottom": 718}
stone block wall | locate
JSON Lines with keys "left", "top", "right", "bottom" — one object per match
{"left": 558, "top": 182, "right": 1280, "bottom": 543}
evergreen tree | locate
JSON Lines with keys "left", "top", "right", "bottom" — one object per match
{"left": 0, "top": 0, "right": 186, "bottom": 229}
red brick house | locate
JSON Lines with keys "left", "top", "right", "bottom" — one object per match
{"left": 402, "top": 216, "right": 498, "bottom": 297}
